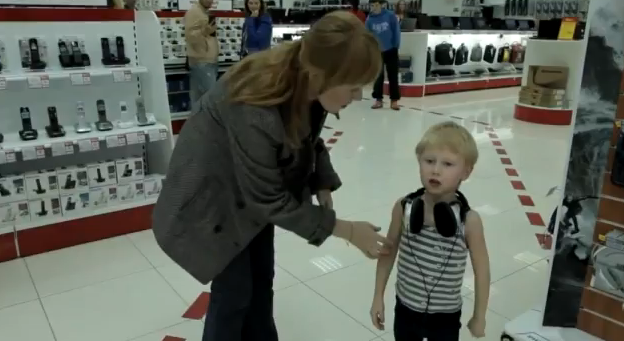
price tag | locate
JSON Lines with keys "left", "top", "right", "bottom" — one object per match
{"left": 51, "top": 141, "right": 74, "bottom": 156}
{"left": 106, "top": 134, "right": 126, "bottom": 148}
{"left": 148, "top": 128, "right": 167, "bottom": 142}
{"left": 0, "top": 77, "right": 6, "bottom": 90}
{"left": 112, "top": 70, "right": 132, "bottom": 82}
{"left": 78, "top": 138, "right": 99, "bottom": 152}
{"left": 70, "top": 72, "right": 91, "bottom": 86}
{"left": 27, "top": 75, "right": 50, "bottom": 89}
{"left": 22, "top": 145, "right": 45, "bottom": 160}
{"left": 0, "top": 150, "right": 15, "bottom": 164}
{"left": 125, "top": 132, "right": 145, "bottom": 145}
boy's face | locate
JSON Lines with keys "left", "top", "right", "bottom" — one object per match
{"left": 370, "top": 2, "right": 382, "bottom": 13}
{"left": 418, "top": 147, "right": 471, "bottom": 196}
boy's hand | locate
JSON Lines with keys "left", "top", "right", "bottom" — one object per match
{"left": 316, "top": 189, "right": 333, "bottom": 209}
{"left": 369, "top": 296, "right": 385, "bottom": 330}
{"left": 467, "top": 316, "right": 486, "bottom": 338}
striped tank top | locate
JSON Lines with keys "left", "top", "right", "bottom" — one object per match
{"left": 396, "top": 196, "right": 469, "bottom": 314}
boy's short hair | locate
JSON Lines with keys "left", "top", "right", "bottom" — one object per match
{"left": 415, "top": 121, "right": 479, "bottom": 167}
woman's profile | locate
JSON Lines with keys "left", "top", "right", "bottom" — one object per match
{"left": 152, "top": 11, "right": 391, "bottom": 341}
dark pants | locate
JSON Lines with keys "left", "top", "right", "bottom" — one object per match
{"left": 202, "top": 225, "right": 278, "bottom": 341}
{"left": 372, "top": 48, "right": 401, "bottom": 102}
{"left": 393, "top": 297, "right": 461, "bottom": 341}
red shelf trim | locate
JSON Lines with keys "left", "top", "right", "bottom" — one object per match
{"left": 513, "top": 103, "right": 573, "bottom": 125}
{"left": 0, "top": 8, "right": 135, "bottom": 21}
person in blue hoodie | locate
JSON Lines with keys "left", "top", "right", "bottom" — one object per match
{"left": 241, "top": 0, "right": 273, "bottom": 57}
{"left": 366, "top": 0, "right": 401, "bottom": 110}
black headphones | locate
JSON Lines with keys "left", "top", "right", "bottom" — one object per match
{"left": 405, "top": 188, "right": 470, "bottom": 238}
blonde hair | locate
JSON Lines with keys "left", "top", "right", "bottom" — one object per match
{"left": 224, "top": 11, "right": 382, "bottom": 146}
{"left": 415, "top": 121, "right": 479, "bottom": 167}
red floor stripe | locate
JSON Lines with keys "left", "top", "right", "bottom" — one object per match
{"left": 518, "top": 195, "right": 535, "bottom": 206}
{"left": 511, "top": 180, "right": 526, "bottom": 190}
{"left": 535, "top": 233, "right": 553, "bottom": 249}
{"left": 488, "top": 133, "right": 498, "bottom": 139}
{"left": 333, "top": 131, "right": 343, "bottom": 136}
{"left": 505, "top": 168, "right": 519, "bottom": 176}
{"left": 326, "top": 138, "right": 338, "bottom": 144}
{"left": 492, "top": 140, "right": 502, "bottom": 146}
{"left": 496, "top": 148, "right": 507, "bottom": 155}
{"left": 182, "top": 292, "right": 211, "bottom": 320}
{"left": 163, "top": 337, "right": 185, "bottom": 341}
{"left": 500, "top": 157, "right": 512, "bottom": 165}
{"left": 526, "top": 212, "right": 545, "bottom": 226}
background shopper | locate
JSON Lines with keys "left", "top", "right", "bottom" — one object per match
{"left": 395, "top": 0, "right": 407, "bottom": 22}
{"left": 348, "top": 0, "right": 367, "bottom": 22}
{"left": 366, "top": 0, "right": 401, "bottom": 110}
{"left": 152, "top": 11, "right": 392, "bottom": 341}
{"left": 241, "top": 0, "right": 273, "bottom": 56}
{"left": 184, "top": 0, "right": 219, "bottom": 108}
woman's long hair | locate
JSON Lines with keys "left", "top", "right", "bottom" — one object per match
{"left": 224, "top": 11, "right": 382, "bottom": 146}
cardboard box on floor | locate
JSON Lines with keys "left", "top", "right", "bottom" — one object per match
{"left": 519, "top": 65, "right": 569, "bottom": 108}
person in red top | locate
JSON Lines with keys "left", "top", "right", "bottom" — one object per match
{"left": 349, "top": 0, "right": 367, "bottom": 22}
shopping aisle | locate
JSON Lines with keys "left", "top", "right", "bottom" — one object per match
{"left": 0, "top": 88, "right": 572, "bottom": 341}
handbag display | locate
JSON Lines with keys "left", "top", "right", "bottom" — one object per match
{"left": 470, "top": 44, "right": 483, "bottom": 62}
{"left": 510, "top": 42, "right": 525, "bottom": 64}
{"left": 434, "top": 42, "right": 455, "bottom": 66}
{"left": 454, "top": 43, "right": 469, "bottom": 65}
{"left": 483, "top": 44, "right": 496, "bottom": 63}
{"left": 497, "top": 44, "right": 511, "bottom": 63}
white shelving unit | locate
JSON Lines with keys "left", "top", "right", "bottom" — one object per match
{"left": 0, "top": 8, "right": 173, "bottom": 257}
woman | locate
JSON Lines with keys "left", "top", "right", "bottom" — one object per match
{"left": 241, "top": 0, "right": 273, "bottom": 56}
{"left": 349, "top": 0, "right": 367, "bottom": 22}
{"left": 152, "top": 11, "right": 391, "bottom": 341}
{"left": 395, "top": 0, "right": 407, "bottom": 22}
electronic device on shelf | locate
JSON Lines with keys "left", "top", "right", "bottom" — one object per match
{"left": 27, "top": 38, "right": 46, "bottom": 70}
{"left": 34, "top": 179, "right": 46, "bottom": 194}
{"left": 19, "top": 107, "right": 38, "bottom": 141}
{"left": 101, "top": 37, "right": 130, "bottom": 66}
{"left": 71, "top": 41, "right": 88, "bottom": 66}
{"left": 94, "top": 168, "right": 106, "bottom": 183}
{"left": 117, "top": 101, "right": 135, "bottom": 129}
{"left": 0, "top": 183, "right": 9, "bottom": 197}
{"left": 0, "top": 132, "right": 3, "bottom": 144}
{"left": 65, "top": 197, "right": 76, "bottom": 211}
{"left": 136, "top": 97, "right": 155, "bottom": 126}
{"left": 95, "top": 99, "right": 113, "bottom": 131}
{"left": 37, "top": 200, "right": 48, "bottom": 216}
{"left": 63, "top": 174, "right": 76, "bottom": 190}
{"left": 45, "top": 106, "right": 66, "bottom": 138}
{"left": 58, "top": 40, "right": 72, "bottom": 67}
{"left": 75, "top": 101, "right": 92, "bottom": 133}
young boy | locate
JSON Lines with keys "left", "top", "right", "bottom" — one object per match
{"left": 365, "top": 0, "right": 401, "bottom": 110}
{"left": 370, "top": 121, "right": 491, "bottom": 340}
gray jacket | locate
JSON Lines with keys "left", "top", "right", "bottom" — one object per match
{"left": 152, "top": 79, "right": 342, "bottom": 285}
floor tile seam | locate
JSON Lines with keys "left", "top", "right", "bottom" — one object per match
{"left": 35, "top": 267, "right": 156, "bottom": 301}
{"left": 124, "top": 233, "right": 163, "bottom": 269}
{"left": 124, "top": 320, "right": 190, "bottom": 341}
{"left": 300, "top": 280, "right": 381, "bottom": 338}
{"left": 22, "top": 259, "right": 59, "bottom": 341}
{"left": 461, "top": 293, "right": 513, "bottom": 321}
{"left": 0, "top": 297, "right": 41, "bottom": 312}
{"left": 280, "top": 257, "right": 368, "bottom": 284}
{"left": 152, "top": 264, "right": 197, "bottom": 307}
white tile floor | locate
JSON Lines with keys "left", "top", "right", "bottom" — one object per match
{"left": 0, "top": 87, "right": 573, "bottom": 341}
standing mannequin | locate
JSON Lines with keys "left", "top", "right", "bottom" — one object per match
{"left": 185, "top": 0, "right": 219, "bottom": 108}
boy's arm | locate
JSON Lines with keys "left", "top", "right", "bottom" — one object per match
{"left": 391, "top": 15, "right": 401, "bottom": 49}
{"left": 373, "top": 197, "right": 404, "bottom": 299}
{"left": 466, "top": 210, "right": 490, "bottom": 320}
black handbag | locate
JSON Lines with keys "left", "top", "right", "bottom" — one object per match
{"left": 483, "top": 44, "right": 496, "bottom": 63}
{"left": 454, "top": 43, "right": 469, "bottom": 65}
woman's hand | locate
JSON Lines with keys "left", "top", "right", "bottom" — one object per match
{"left": 370, "top": 295, "right": 385, "bottom": 330}
{"left": 251, "top": 10, "right": 259, "bottom": 17}
{"left": 350, "top": 221, "right": 392, "bottom": 259}
{"left": 316, "top": 189, "right": 333, "bottom": 209}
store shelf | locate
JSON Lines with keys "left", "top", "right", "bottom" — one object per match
{"left": 14, "top": 197, "right": 157, "bottom": 231}
{"left": 0, "top": 122, "right": 169, "bottom": 162}
{"left": 0, "top": 66, "right": 148, "bottom": 83}
{"left": 171, "top": 111, "right": 191, "bottom": 121}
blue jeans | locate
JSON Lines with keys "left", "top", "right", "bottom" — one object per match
{"left": 189, "top": 62, "right": 218, "bottom": 109}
